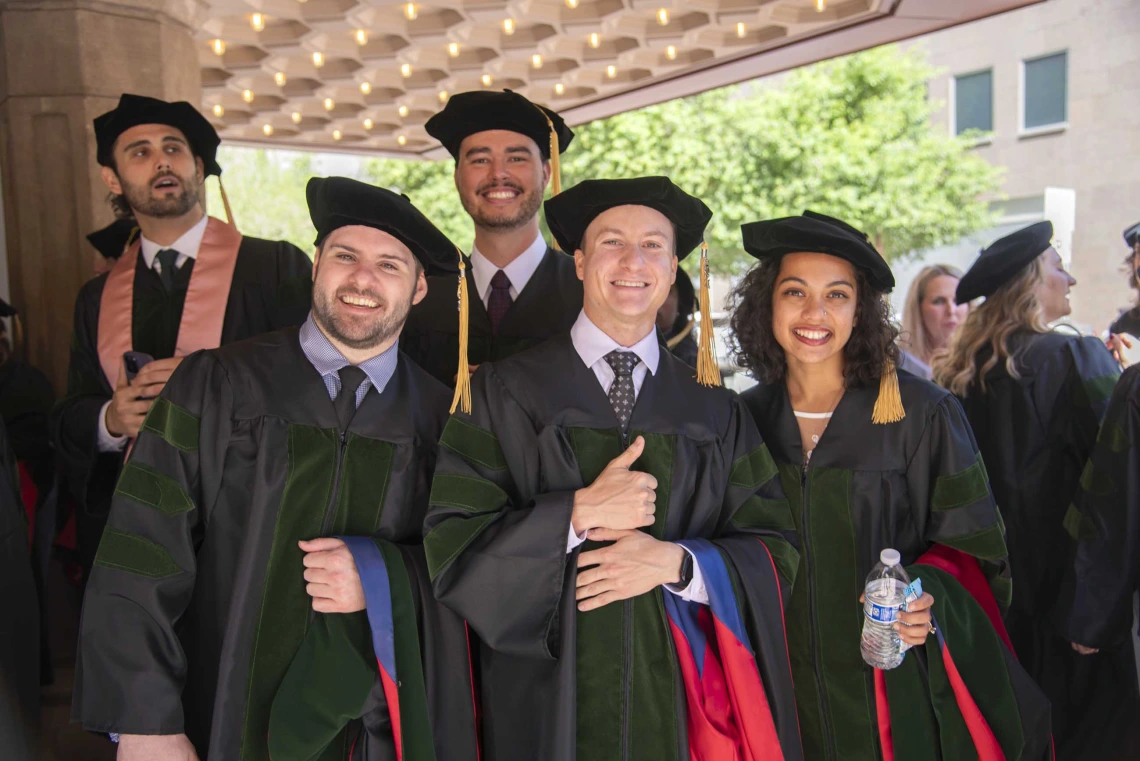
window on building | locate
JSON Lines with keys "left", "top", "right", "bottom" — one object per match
{"left": 1022, "top": 52, "right": 1068, "bottom": 131}
{"left": 953, "top": 69, "right": 993, "bottom": 135}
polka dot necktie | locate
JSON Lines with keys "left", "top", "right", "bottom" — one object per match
{"left": 604, "top": 350, "right": 639, "bottom": 430}
{"left": 487, "top": 269, "right": 513, "bottom": 335}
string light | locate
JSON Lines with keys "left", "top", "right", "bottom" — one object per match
{"left": 404, "top": 3, "right": 417, "bottom": 20}
{"left": 274, "top": 71, "right": 287, "bottom": 86}
{"left": 262, "top": 123, "right": 274, "bottom": 136}
{"left": 251, "top": 13, "right": 265, "bottom": 32}
{"left": 312, "top": 51, "right": 324, "bottom": 67}
{"left": 736, "top": 22, "right": 746, "bottom": 38}
{"left": 588, "top": 32, "right": 600, "bottom": 48}
{"left": 397, "top": 134, "right": 407, "bottom": 146}
{"left": 502, "top": 18, "right": 515, "bottom": 35}
{"left": 438, "top": 90, "right": 449, "bottom": 103}
{"left": 481, "top": 73, "right": 493, "bottom": 87}
{"left": 666, "top": 45, "right": 677, "bottom": 60}
{"left": 355, "top": 29, "right": 368, "bottom": 46}
{"left": 448, "top": 42, "right": 460, "bottom": 57}
{"left": 816, "top": 0, "right": 827, "bottom": 10}
{"left": 211, "top": 39, "right": 226, "bottom": 56}
{"left": 565, "top": 0, "right": 579, "bottom": 7}
{"left": 606, "top": 65, "right": 617, "bottom": 78}
{"left": 212, "top": 104, "right": 225, "bottom": 117}
{"left": 363, "top": 118, "right": 374, "bottom": 130}
{"left": 400, "top": 63, "right": 412, "bottom": 77}
{"left": 360, "top": 81, "right": 372, "bottom": 94}
{"left": 398, "top": 104, "right": 409, "bottom": 117}
{"left": 656, "top": 9, "right": 669, "bottom": 25}
{"left": 324, "top": 97, "right": 335, "bottom": 111}
{"left": 554, "top": 82, "right": 565, "bottom": 95}
{"left": 241, "top": 89, "right": 254, "bottom": 103}
{"left": 531, "top": 53, "right": 543, "bottom": 69}
{"left": 291, "top": 111, "right": 302, "bottom": 123}
{"left": 333, "top": 129, "right": 342, "bottom": 140}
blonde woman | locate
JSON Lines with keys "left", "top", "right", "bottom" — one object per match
{"left": 897, "top": 264, "right": 968, "bottom": 379}
{"left": 934, "top": 221, "right": 1132, "bottom": 761}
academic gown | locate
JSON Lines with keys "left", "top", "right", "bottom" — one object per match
{"left": 955, "top": 331, "right": 1126, "bottom": 759}
{"left": 742, "top": 372, "right": 1050, "bottom": 761}
{"left": 1054, "top": 364, "right": 1140, "bottom": 759}
{"left": 424, "top": 334, "right": 804, "bottom": 761}
{"left": 73, "top": 328, "right": 477, "bottom": 761}
{"left": 400, "top": 247, "right": 583, "bottom": 387}
{"left": 51, "top": 236, "right": 312, "bottom": 572}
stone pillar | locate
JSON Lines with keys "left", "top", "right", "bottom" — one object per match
{"left": 0, "top": 0, "right": 201, "bottom": 391}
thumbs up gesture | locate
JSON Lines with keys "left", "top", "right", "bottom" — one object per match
{"left": 571, "top": 436, "right": 658, "bottom": 536}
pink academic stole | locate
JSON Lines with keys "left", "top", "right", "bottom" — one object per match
{"left": 97, "top": 216, "right": 242, "bottom": 387}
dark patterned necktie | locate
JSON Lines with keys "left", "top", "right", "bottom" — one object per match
{"left": 487, "top": 270, "right": 513, "bottom": 334}
{"left": 604, "top": 350, "right": 639, "bottom": 430}
{"left": 334, "top": 365, "right": 368, "bottom": 431}
{"left": 155, "top": 249, "right": 179, "bottom": 291}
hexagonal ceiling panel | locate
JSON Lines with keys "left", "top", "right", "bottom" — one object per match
{"left": 193, "top": 0, "right": 1041, "bottom": 154}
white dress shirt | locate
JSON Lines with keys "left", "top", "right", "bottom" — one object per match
{"left": 566, "top": 310, "right": 708, "bottom": 605}
{"left": 97, "top": 214, "right": 209, "bottom": 452}
{"left": 469, "top": 233, "right": 548, "bottom": 307}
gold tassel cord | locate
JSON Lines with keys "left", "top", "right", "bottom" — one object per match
{"left": 449, "top": 247, "right": 472, "bottom": 414}
{"left": 217, "top": 176, "right": 236, "bottom": 227}
{"left": 871, "top": 359, "right": 906, "bottom": 424}
{"left": 546, "top": 114, "right": 561, "bottom": 197}
{"left": 695, "top": 242, "right": 721, "bottom": 387}
{"left": 665, "top": 319, "right": 694, "bottom": 350}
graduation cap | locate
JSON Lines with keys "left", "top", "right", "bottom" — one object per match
{"left": 956, "top": 221, "right": 1054, "bottom": 304}
{"left": 94, "top": 93, "right": 234, "bottom": 225}
{"left": 306, "top": 176, "right": 472, "bottom": 413}
{"left": 1124, "top": 221, "right": 1140, "bottom": 253}
{"left": 424, "top": 89, "right": 573, "bottom": 198}
{"left": 741, "top": 210, "right": 904, "bottom": 424}
{"left": 544, "top": 176, "right": 721, "bottom": 387}
{"left": 86, "top": 219, "right": 138, "bottom": 261}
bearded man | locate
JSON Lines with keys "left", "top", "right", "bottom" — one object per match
{"left": 73, "top": 177, "right": 478, "bottom": 761}
{"left": 51, "top": 94, "right": 312, "bottom": 578}
{"left": 399, "top": 89, "right": 584, "bottom": 387}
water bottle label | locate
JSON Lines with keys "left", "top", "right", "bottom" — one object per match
{"left": 902, "top": 577, "right": 923, "bottom": 610}
{"left": 867, "top": 601, "right": 901, "bottom": 623}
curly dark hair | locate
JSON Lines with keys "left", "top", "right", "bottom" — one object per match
{"left": 729, "top": 254, "right": 899, "bottom": 386}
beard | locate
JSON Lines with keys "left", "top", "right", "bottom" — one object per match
{"left": 312, "top": 283, "right": 414, "bottom": 352}
{"left": 461, "top": 179, "right": 543, "bottom": 232}
{"left": 119, "top": 169, "right": 201, "bottom": 218}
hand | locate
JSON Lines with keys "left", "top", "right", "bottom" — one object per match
{"left": 575, "top": 528, "right": 685, "bottom": 612}
{"left": 105, "top": 357, "right": 185, "bottom": 438}
{"left": 1107, "top": 333, "right": 1133, "bottom": 365}
{"left": 299, "top": 537, "right": 365, "bottom": 613}
{"left": 1071, "top": 642, "right": 1100, "bottom": 655}
{"left": 895, "top": 592, "right": 936, "bottom": 647}
{"left": 117, "top": 733, "right": 200, "bottom": 761}
{"left": 571, "top": 437, "right": 657, "bottom": 536}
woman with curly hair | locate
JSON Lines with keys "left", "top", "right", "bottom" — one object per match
{"left": 731, "top": 211, "right": 1050, "bottom": 761}
{"left": 934, "top": 221, "right": 1134, "bottom": 761}
{"left": 897, "top": 263, "right": 968, "bottom": 379}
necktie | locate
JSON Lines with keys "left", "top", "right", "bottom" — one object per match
{"left": 487, "top": 270, "right": 513, "bottom": 335}
{"left": 155, "top": 249, "right": 179, "bottom": 291}
{"left": 333, "top": 365, "right": 368, "bottom": 431}
{"left": 604, "top": 350, "right": 639, "bottom": 430}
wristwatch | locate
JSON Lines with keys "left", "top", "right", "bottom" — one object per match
{"left": 677, "top": 551, "right": 694, "bottom": 588}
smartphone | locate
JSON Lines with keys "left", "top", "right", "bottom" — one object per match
{"left": 123, "top": 351, "right": 155, "bottom": 383}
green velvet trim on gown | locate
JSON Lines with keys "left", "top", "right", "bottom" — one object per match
{"left": 94, "top": 527, "right": 183, "bottom": 579}
{"left": 140, "top": 398, "right": 200, "bottom": 452}
{"left": 438, "top": 417, "right": 507, "bottom": 471}
{"left": 115, "top": 461, "right": 196, "bottom": 516}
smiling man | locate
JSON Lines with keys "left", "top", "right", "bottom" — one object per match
{"left": 424, "top": 177, "right": 804, "bottom": 761}
{"left": 52, "top": 93, "right": 312, "bottom": 580}
{"left": 401, "top": 89, "right": 583, "bottom": 387}
{"left": 73, "top": 177, "right": 477, "bottom": 761}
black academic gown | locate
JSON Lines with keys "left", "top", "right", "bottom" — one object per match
{"left": 424, "top": 334, "right": 803, "bottom": 761}
{"left": 1109, "top": 307, "right": 1140, "bottom": 338}
{"left": 1055, "top": 364, "right": 1140, "bottom": 759}
{"left": 400, "top": 247, "right": 583, "bottom": 387}
{"left": 955, "top": 331, "right": 1124, "bottom": 760}
{"left": 51, "top": 238, "right": 312, "bottom": 573}
{"left": 0, "top": 358, "right": 55, "bottom": 494}
{"left": 72, "top": 328, "right": 476, "bottom": 761}
{"left": 742, "top": 373, "right": 1049, "bottom": 761}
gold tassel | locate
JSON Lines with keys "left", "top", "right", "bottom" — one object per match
{"left": 449, "top": 247, "right": 472, "bottom": 415}
{"left": 546, "top": 115, "right": 561, "bottom": 197}
{"left": 217, "top": 176, "right": 236, "bottom": 227}
{"left": 871, "top": 359, "right": 906, "bottom": 424}
{"left": 695, "top": 242, "right": 721, "bottom": 387}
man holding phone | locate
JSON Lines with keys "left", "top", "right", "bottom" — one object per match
{"left": 51, "top": 94, "right": 313, "bottom": 577}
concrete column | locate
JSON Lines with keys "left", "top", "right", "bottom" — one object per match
{"left": 0, "top": 0, "right": 201, "bottom": 391}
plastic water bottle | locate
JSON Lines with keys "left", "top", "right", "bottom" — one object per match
{"left": 860, "top": 549, "right": 911, "bottom": 670}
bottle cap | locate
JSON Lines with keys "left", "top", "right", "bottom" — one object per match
{"left": 880, "top": 549, "right": 901, "bottom": 567}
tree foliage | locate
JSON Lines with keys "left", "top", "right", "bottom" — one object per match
{"left": 216, "top": 44, "right": 1004, "bottom": 274}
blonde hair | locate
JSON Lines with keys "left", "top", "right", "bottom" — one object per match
{"left": 933, "top": 256, "right": 1048, "bottom": 396}
{"left": 900, "top": 264, "right": 964, "bottom": 365}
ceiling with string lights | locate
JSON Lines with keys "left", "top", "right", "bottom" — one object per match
{"left": 197, "top": 0, "right": 1041, "bottom": 155}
